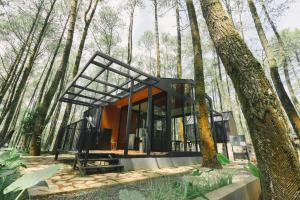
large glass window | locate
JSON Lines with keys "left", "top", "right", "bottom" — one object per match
{"left": 151, "top": 93, "right": 168, "bottom": 152}
{"left": 170, "top": 96, "right": 185, "bottom": 152}
{"left": 184, "top": 102, "right": 199, "bottom": 152}
{"left": 171, "top": 83, "right": 193, "bottom": 98}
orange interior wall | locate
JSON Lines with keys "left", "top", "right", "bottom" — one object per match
{"left": 112, "top": 86, "right": 162, "bottom": 108}
{"left": 100, "top": 86, "right": 162, "bottom": 149}
{"left": 101, "top": 105, "right": 120, "bottom": 146}
{"left": 118, "top": 110, "right": 138, "bottom": 149}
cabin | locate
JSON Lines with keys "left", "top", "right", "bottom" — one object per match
{"left": 56, "top": 51, "right": 226, "bottom": 174}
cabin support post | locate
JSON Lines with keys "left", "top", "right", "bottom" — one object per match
{"left": 166, "top": 93, "right": 172, "bottom": 152}
{"left": 146, "top": 85, "right": 153, "bottom": 156}
{"left": 183, "top": 101, "right": 187, "bottom": 152}
{"left": 124, "top": 80, "right": 134, "bottom": 156}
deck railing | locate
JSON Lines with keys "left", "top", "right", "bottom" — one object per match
{"left": 55, "top": 117, "right": 97, "bottom": 160}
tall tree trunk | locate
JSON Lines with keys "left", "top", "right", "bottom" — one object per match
{"left": 153, "top": 0, "right": 161, "bottom": 77}
{"left": 37, "top": 16, "right": 69, "bottom": 105}
{"left": 127, "top": 7, "right": 134, "bottom": 65}
{"left": 9, "top": 83, "right": 28, "bottom": 142}
{"left": 186, "top": 0, "right": 221, "bottom": 168}
{"left": 45, "top": 102, "right": 62, "bottom": 151}
{"left": 10, "top": 59, "right": 50, "bottom": 147}
{"left": 200, "top": 0, "right": 300, "bottom": 199}
{"left": 288, "top": 56, "right": 300, "bottom": 87}
{"left": 176, "top": 0, "right": 182, "bottom": 78}
{"left": 214, "top": 60, "right": 223, "bottom": 111}
{"left": 248, "top": 0, "right": 300, "bottom": 139}
{"left": 260, "top": 0, "right": 299, "bottom": 108}
{"left": 0, "top": 35, "right": 36, "bottom": 125}
{"left": 0, "top": 0, "right": 56, "bottom": 140}
{"left": 235, "top": 93, "right": 246, "bottom": 134}
{"left": 215, "top": 50, "right": 224, "bottom": 111}
{"left": 53, "top": 0, "right": 99, "bottom": 155}
{"left": 0, "top": 0, "right": 44, "bottom": 105}
{"left": 29, "top": 0, "right": 78, "bottom": 156}
{"left": 44, "top": 71, "right": 67, "bottom": 125}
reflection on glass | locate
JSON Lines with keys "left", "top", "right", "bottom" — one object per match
{"left": 152, "top": 93, "right": 167, "bottom": 152}
{"left": 184, "top": 102, "right": 199, "bottom": 152}
{"left": 170, "top": 96, "right": 185, "bottom": 152}
{"left": 171, "top": 83, "right": 193, "bottom": 97}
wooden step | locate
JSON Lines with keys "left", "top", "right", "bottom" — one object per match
{"left": 82, "top": 164, "right": 124, "bottom": 174}
{"left": 77, "top": 152, "right": 117, "bottom": 159}
{"left": 78, "top": 158, "right": 119, "bottom": 165}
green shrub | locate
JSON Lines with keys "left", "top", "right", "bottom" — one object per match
{"left": 191, "top": 169, "right": 202, "bottom": 176}
{"left": 183, "top": 169, "right": 233, "bottom": 197}
{"left": 21, "top": 107, "right": 41, "bottom": 134}
{"left": 118, "top": 169, "right": 233, "bottom": 200}
{"left": 244, "top": 162, "right": 260, "bottom": 178}
{"left": 216, "top": 153, "right": 230, "bottom": 166}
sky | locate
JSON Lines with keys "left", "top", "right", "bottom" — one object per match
{"left": 129, "top": 0, "right": 300, "bottom": 47}
{"left": 277, "top": 0, "right": 300, "bottom": 30}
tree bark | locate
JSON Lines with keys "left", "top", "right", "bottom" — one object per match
{"left": 186, "top": 0, "right": 221, "bottom": 169}
{"left": 260, "top": 0, "right": 299, "bottom": 108}
{"left": 200, "top": 0, "right": 300, "bottom": 199}
{"left": 248, "top": 0, "right": 300, "bottom": 139}
{"left": 29, "top": 0, "right": 78, "bottom": 156}
{"left": 176, "top": 0, "right": 182, "bottom": 78}
{"left": 153, "top": 0, "right": 161, "bottom": 77}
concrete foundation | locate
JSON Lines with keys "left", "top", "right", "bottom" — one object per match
{"left": 119, "top": 156, "right": 202, "bottom": 171}
{"left": 196, "top": 176, "right": 261, "bottom": 200}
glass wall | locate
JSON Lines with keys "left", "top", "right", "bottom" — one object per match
{"left": 116, "top": 82, "right": 205, "bottom": 155}
{"left": 118, "top": 101, "right": 148, "bottom": 154}
{"left": 184, "top": 102, "right": 199, "bottom": 152}
{"left": 170, "top": 96, "right": 185, "bottom": 152}
{"left": 169, "top": 82, "right": 201, "bottom": 153}
{"left": 151, "top": 93, "right": 168, "bottom": 152}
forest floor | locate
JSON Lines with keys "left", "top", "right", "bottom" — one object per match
{"left": 20, "top": 155, "right": 251, "bottom": 200}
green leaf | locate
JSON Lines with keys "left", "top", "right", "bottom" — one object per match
{"left": 217, "top": 153, "right": 230, "bottom": 166}
{"left": 5, "top": 153, "right": 20, "bottom": 162}
{"left": 191, "top": 169, "right": 202, "bottom": 176}
{"left": 3, "top": 160, "right": 26, "bottom": 170}
{"left": 3, "top": 164, "right": 61, "bottom": 194}
{"left": 244, "top": 162, "right": 260, "bottom": 178}
{"left": 0, "top": 169, "right": 16, "bottom": 178}
{"left": 0, "top": 151, "right": 10, "bottom": 164}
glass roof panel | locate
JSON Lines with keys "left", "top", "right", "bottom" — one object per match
{"left": 60, "top": 51, "right": 159, "bottom": 107}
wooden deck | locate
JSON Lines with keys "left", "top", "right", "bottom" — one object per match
{"left": 89, "top": 149, "right": 168, "bottom": 156}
